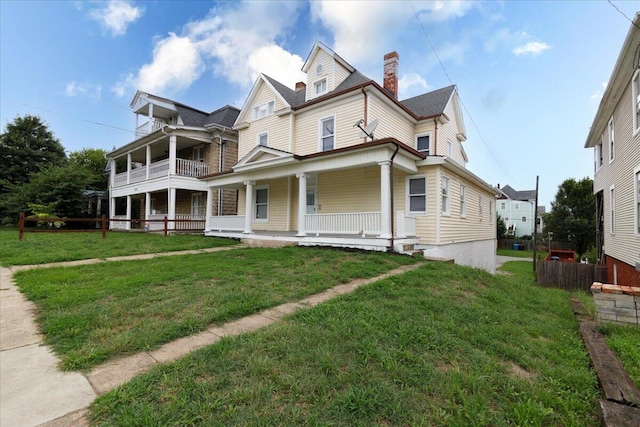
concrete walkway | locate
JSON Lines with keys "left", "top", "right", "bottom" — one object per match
{"left": 0, "top": 246, "right": 422, "bottom": 426}
{"left": 495, "top": 255, "right": 533, "bottom": 269}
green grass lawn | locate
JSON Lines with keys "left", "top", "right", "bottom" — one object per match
{"left": 13, "top": 246, "right": 419, "bottom": 370}
{"left": 89, "top": 260, "right": 601, "bottom": 426}
{"left": 0, "top": 227, "right": 237, "bottom": 266}
{"left": 600, "top": 323, "right": 640, "bottom": 388}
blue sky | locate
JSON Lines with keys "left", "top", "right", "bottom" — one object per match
{"left": 1, "top": 1, "right": 637, "bottom": 207}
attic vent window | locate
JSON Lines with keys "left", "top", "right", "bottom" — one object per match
{"left": 314, "top": 79, "right": 327, "bottom": 95}
{"left": 252, "top": 101, "right": 275, "bottom": 120}
{"left": 316, "top": 64, "right": 323, "bottom": 74}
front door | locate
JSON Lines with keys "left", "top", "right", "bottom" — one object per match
{"left": 306, "top": 190, "right": 317, "bottom": 214}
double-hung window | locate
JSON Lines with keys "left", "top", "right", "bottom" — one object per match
{"left": 257, "top": 132, "right": 268, "bottom": 147}
{"left": 416, "top": 133, "right": 430, "bottom": 155}
{"left": 447, "top": 139, "right": 453, "bottom": 157}
{"left": 255, "top": 187, "right": 269, "bottom": 221}
{"left": 608, "top": 117, "right": 615, "bottom": 163}
{"left": 314, "top": 79, "right": 327, "bottom": 95}
{"left": 320, "top": 116, "right": 335, "bottom": 151}
{"left": 407, "top": 176, "right": 427, "bottom": 214}
{"left": 460, "top": 185, "right": 467, "bottom": 217}
{"left": 610, "top": 185, "right": 615, "bottom": 234}
{"left": 252, "top": 101, "right": 275, "bottom": 120}
{"left": 441, "top": 176, "right": 450, "bottom": 215}
{"left": 633, "top": 70, "right": 640, "bottom": 133}
{"left": 191, "top": 193, "right": 204, "bottom": 216}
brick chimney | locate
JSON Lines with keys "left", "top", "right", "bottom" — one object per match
{"left": 295, "top": 81, "right": 306, "bottom": 92}
{"left": 383, "top": 51, "right": 399, "bottom": 99}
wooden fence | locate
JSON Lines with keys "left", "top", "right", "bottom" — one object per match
{"left": 498, "top": 239, "right": 574, "bottom": 251}
{"left": 536, "top": 260, "right": 607, "bottom": 292}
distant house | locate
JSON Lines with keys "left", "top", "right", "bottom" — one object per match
{"left": 496, "top": 184, "right": 541, "bottom": 238}
{"left": 106, "top": 92, "right": 240, "bottom": 231}
{"left": 201, "top": 41, "right": 499, "bottom": 272}
{"left": 584, "top": 13, "right": 640, "bottom": 286}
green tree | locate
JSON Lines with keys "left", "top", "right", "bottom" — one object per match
{"left": 0, "top": 115, "right": 67, "bottom": 192}
{"left": 497, "top": 213, "right": 507, "bottom": 239}
{"left": 544, "top": 177, "right": 595, "bottom": 258}
{"left": 68, "top": 148, "right": 108, "bottom": 190}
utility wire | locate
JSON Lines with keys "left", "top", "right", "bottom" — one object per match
{"left": 407, "top": 1, "right": 521, "bottom": 187}
{"left": 1, "top": 98, "right": 135, "bottom": 135}
{"left": 607, "top": 0, "right": 640, "bottom": 32}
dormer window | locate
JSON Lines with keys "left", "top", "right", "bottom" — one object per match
{"left": 314, "top": 79, "right": 327, "bottom": 95}
{"left": 252, "top": 101, "right": 275, "bottom": 120}
{"left": 416, "top": 133, "right": 431, "bottom": 155}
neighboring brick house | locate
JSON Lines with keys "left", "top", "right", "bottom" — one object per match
{"left": 496, "top": 184, "right": 541, "bottom": 238}
{"left": 106, "top": 92, "right": 239, "bottom": 231}
{"left": 584, "top": 13, "right": 640, "bottom": 286}
{"left": 201, "top": 41, "right": 499, "bottom": 272}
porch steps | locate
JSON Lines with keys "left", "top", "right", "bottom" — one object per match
{"left": 400, "top": 244, "right": 424, "bottom": 258}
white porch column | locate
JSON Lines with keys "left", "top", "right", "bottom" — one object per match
{"left": 169, "top": 135, "right": 177, "bottom": 176}
{"left": 296, "top": 173, "right": 307, "bottom": 237}
{"left": 145, "top": 192, "right": 151, "bottom": 220}
{"left": 146, "top": 145, "right": 151, "bottom": 179}
{"left": 205, "top": 188, "right": 214, "bottom": 231}
{"left": 244, "top": 181, "right": 254, "bottom": 234}
{"left": 126, "top": 153, "right": 132, "bottom": 184}
{"left": 109, "top": 197, "right": 116, "bottom": 229}
{"left": 378, "top": 160, "right": 392, "bottom": 238}
{"left": 109, "top": 159, "right": 116, "bottom": 188}
{"left": 126, "top": 195, "right": 132, "bottom": 231}
{"left": 168, "top": 188, "right": 176, "bottom": 230}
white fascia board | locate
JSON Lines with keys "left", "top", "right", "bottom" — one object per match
{"left": 233, "top": 156, "right": 297, "bottom": 173}
{"left": 418, "top": 156, "right": 498, "bottom": 195}
{"left": 236, "top": 74, "right": 291, "bottom": 124}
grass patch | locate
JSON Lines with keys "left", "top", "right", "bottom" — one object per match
{"left": 599, "top": 323, "right": 640, "bottom": 389}
{"left": 90, "top": 261, "right": 600, "bottom": 426}
{"left": 0, "top": 227, "right": 237, "bottom": 266}
{"left": 497, "top": 248, "right": 547, "bottom": 259}
{"left": 14, "top": 246, "right": 418, "bottom": 370}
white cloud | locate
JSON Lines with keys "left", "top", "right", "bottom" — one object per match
{"left": 88, "top": 0, "right": 144, "bottom": 37}
{"left": 113, "top": 1, "right": 305, "bottom": 97}
{"left": 590, "top": 81, "right": 608, "bottom": 100}
{"left": 512, "top": 41, "right": 550, "bottom": 56}
{"left": 65, "top": 81, "right": 102, "bottom": 100}
{"left": 398, "top": 73, "right": 428, "bottom": 99}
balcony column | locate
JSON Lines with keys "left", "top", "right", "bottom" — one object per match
{"left": 109, "top": 159, "right": 116, "bottom": 189}
{"left": 378, "top": 160, "right": 392, "bottom": 239}
{"left": 205, "top": 187, "right": 214, "bottom": 231}
{"left": 148, "top": 103, "right": 154, "bottom": 121}
{"left": 169, "top": 135, "right": 177, "bottom": 176}
{"left": 146, "top": 145, "right": 151, "bottom": 180}
{"left": 168, "top": 188, "right": 176, "bottom": 230}
{"left": 243, "top": 181, "right": 254, "bottom": 234}
{"left": 126, "top": 153, "right": 132, "bottom": 184}
{"left": 126, "top": 195, "right": 132, "bottom": 231}
{"left": 296, "top": 173, "right": 307, "bottom": 237}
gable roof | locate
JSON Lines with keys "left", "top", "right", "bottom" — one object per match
{"left": 205, "top": 105, "right": 240, "bottom": 128}
{"left": 263, "top": 74, "right": 306, "bottom": 107}
{"left": 302, "top": 41, "right": 355, "bottom": 74}
{"left": 400, "top": 85, "right": 455, "bottom": 118}
{"left": 500, "top": 185, "right": 536, "bottom": 201}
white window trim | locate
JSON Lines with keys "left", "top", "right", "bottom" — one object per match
{"left": 489, "top": 201, "right": 494, "bottom": 224}
{"left": 608, "top": 116, "right": 615, "bottom": 164}
{"left": 254, "top": 185, "right": 269, "bottom": 222}
{"left": 633, "top": 70, "right": 640, "bottom": 136}
{"left": 635, "top": 165, "right": 640, "bottom": 236}
{"left": 313, "top": 77, "right": 327, "bottom": 96}
{"left": 252, "top": 100, "right": 275, "bottom": 121}
{"left": 191, "top": 193, "right": 204, "bottom": 216}
{"left": 318, "top": 114, "right": 336, "bottom": 152}
{"left": 479, "top": 196, "right": 484, "bottom": 221}
{"left": 447, "top": 139, "right": 453, "bottom": 158}
{"left": 441, "top": 176, "right": 450, "bottom": 216}
{"left": 610, "top": 184, "right": 615, "bottom": 235}
{"left": 460, "top": 184, "right": 467, "bottom": 218}
{"left": 257, "top": 131, "right": 269, "bottom": 147}
{"left": 415, "top": 132, "right": 432, "bottom": 155}
{"left": 406, "top": 175, "right": 428, "bottom": 216}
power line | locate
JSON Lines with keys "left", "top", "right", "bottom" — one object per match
{"left": 1, "top": 98, "right": 135, "bottom": 135}
{"left": 407, "top": 0, "right": 522, "bottom": 187}
{"left": 607, "top": 0, "right": 640, "bottom": 32}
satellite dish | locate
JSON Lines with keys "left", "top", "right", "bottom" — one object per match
{"left": 358, "top": 119, "right": 378, "bottom": 139}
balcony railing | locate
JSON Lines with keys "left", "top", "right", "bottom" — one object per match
{"left": 208, "top": 215, "right": 246, "bottom": 231}
{"left": 112, "top": 159, "right": 210, "bottom": 187}
{"left": 305, "top": 212, "right": 381, "bottom": 235}
{"left": 396, "top": 211, "right": 416, "bottom": 237}
{"left": 135, "top": 120, "right": 167, "bottom": 138}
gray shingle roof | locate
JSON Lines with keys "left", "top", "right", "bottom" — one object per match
{"left": 263, "top": 74, "right": 307, "bottom": 107}
{"left": 205, "top": 105, "right": 240, "bottom": 128}
{"left": 175, "top": 105, "right": 210, "bottom": 127}
{"left": 501, "top": 185, "right": 536, "bottom": 201}
{"left": 400, "top": 85, "right": 455, "bottom": 118}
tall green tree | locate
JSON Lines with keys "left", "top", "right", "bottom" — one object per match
{"left": 0, "top": 115, "right": 67, "bottom": 192}
{"left": 545, "top": 177, "right": 595, "bottom": 257}
{"left": 68, "top": 148, "right": 108, "bottom": 190}
{"left": 497, "top": 213, "right": 507, "bottom": 239}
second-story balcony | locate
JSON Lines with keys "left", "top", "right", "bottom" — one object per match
{"left": 135, "top": 119, "right": 167, "bottom": 139}
{"left": 113, "top": 158, "right": 211, "bottom": 187}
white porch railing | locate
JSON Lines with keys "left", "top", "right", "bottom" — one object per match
{"left": 129, "top": 167, "right": 146, "bottom": 184}
{"left": 396, "top": 211, "right": 416, "bottom": 237}
{"left": 135, "top": 120, "right": 167, "bottom": 138}
{"left": 305, "top": 212, "right": 381, "bottom": 235}
{"left": 208, "top": 215, "right": 246, "bottom": 231}
{"left": 145, "top": 214, "right": 205, "bottom": 231}
{"left": 110, "top": 215, "right": 128, "bottom": 230}
{"left": 149, "top": 159, "right": 170, "bottom": 179}
{"left": 176, "top": 159, "right": 210, "bottom": 177}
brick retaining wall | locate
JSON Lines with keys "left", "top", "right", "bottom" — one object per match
{"left": 590, "top": 283, "right": 640, "bottom": 326}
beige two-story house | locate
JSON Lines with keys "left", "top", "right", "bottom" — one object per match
{"left": 107, "top": 92, "right": 239, "bottom": 231}
{"left": 584, "top": 13, "right": 640, "bottom": 286}
{"left": 202, "top": 42, "right": 498, "bottom": 272}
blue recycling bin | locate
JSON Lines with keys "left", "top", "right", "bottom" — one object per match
{"left": 513, "top": 244, "right": 520, "bottom": 251}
